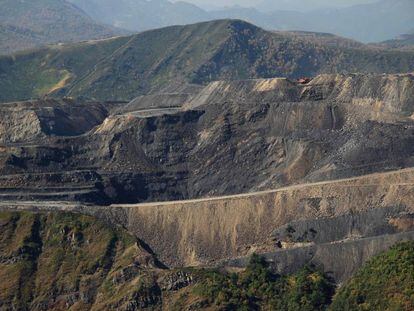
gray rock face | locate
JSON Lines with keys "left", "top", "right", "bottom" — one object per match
{"left": 0, "top": 98, "right": 115, "bottom": 144}
{"left": 225, "top": 230, "right": 414, "bottom": 284}
{"left": 271, "top": 206, "right": 413, "bottom": 246}
{"left": 1, "top": 73, "right": 414, "bottom": 205}
{"left": 224, "top": 205, "right": 414, "bottom": 283}
{"left": 158, "top": 271, "right": 194, "bottom": 291}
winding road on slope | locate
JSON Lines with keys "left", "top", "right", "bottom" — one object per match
{"left": 0, "top": 167, "right": 413, "bottom": 209}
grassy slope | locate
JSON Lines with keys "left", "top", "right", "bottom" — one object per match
{"left": 0, "top": 211, "right": 160, "bottom": 310}
{"left": 0, "top": 24, "right": 45, "bottom": 55}
{"left": 0, "top": 212, "right": 336, "bottom": 310}
{"left": 0, "top": 212, "right": 413, "bottom": 310}
{"left": 65, "top": 20, "right": 233, "bottom": 101}
{"left": 0, "top": 0, "right": 121, "bottom": 55}
{"left": 0, "top": 36, "right": 130, "bottom": 101}
{"left": 330, "top": 241, "right": 414, "bottom": 311}
{"left": 1, "top": 19, "right": 414, "bottom": 103}
{"left": 175, "top": 255, "right": 335, "bottom": 311}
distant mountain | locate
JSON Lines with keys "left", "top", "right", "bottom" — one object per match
{"left": 67, "top": 0, "right": 413, "bottom": 43}
{"left": 213, "top": 0, "right": 414, "bottom": 43}
{"left": 67, "top": 0, "right": 210, "bottom": 31}
{"left": 0, "top": 24, "right": 45, "bottom": 55}
{"left": 289, "top": 0, "right": 414, "bottom": 43}
{"left": 0, "top": 0, "right": 125, "bottom": 55}
{"left": 380, "top": 32, "right": 414, "bottom": 49}
{"left": 1, "top": 20, "right": 414, "bottom": 103}
{"left": 257, "top": 0, "right": 378, "bottom": 12}
{"left": 274, "top": 31, "right": 366, "bottom": 49}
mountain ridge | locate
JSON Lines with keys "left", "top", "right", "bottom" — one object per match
{"left": 1, "top": 19, "right": 414, "bottom": 103}
{"left": 0, "top": 0, "right": 127, "bottom": 55}
{"left": 66, "top": 0, "right": 414, "bottom": 43}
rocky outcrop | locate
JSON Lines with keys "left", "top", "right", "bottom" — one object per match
{"left": 1, "top": 73, "right": 414, "bottom": 205}
{"left": 0, "top": 211, "right": 167, "bottom": 311}
{"left": 225, "top": 230, "right": 414, "bottom": 284}
{"left": 0, "top": 99, "right": 116, "bottom": 144}
{"left": 158, "top": 270, "right": 194, "bottom": 291}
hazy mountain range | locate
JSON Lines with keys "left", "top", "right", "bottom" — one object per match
{"left": 68, "top": 0, "right": 413, "bottom": 42}
{"left": 0, "top": 0, "right": 125, "bottom": 55}
{"left": 67, "top": 0, "right": 208, "bottom": 31}
{"left": 257, "top": 0, "right": 378, "bottom": 12}
{"left": 379, "top": 30, "right": 414, "bottom": 49}
{"left": 184, "top": 0, "right": 378, "bottom": 11}
{"left": 0, "top": 0, "right": 413, "bottom": 55}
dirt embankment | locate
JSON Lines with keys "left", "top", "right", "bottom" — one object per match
{"left": 111, "top": 168, "right": 414, "bottom": 267}
{"left": 2, "top": 168, "right": 413, "bottom": 275}
{"left": 0, "top": 99, "right": 110, "bottom": 144}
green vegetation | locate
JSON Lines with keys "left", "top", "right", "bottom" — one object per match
{"left": 174, "top": 243, "right": 414, "bottom": 311}
{"left": 1, "top": 20, "right": 414, "bottom": 103}
{"left": 330, "top": 241, "right": 414, "bottom": 311}
{"left": 0, "top": 24, "right": 44, "bottom": 56}
{"left": 183, "top": 254, "right": 335, "bottom": 310}
{"left": 0, "top": 211, "right": 160, "bottom": 310}
{"left": 0, "top": 36, "right": 129, "bottom": 101}
{"left": 1, "top": 211, "right": 413, "bottom": 310}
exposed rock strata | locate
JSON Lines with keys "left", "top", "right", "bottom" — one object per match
{"left": 1, "top": 73, "right": 414, "bottom": 205}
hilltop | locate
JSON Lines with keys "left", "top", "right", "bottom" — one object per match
{"left": 0, "top": 0, "right": 125, "bottom": 55}
{"left": 1, "top": 20, "right": 414, "bottom": 103}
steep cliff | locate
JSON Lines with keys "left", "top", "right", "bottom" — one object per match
{"left": 1, "top": 166, "right": 414, "bottom": 277}
{"left": 0, "top": 211, "right": 164, "bottom": 310}
{"left": 1, "top": 73, "right": 414, "bottom": 205}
